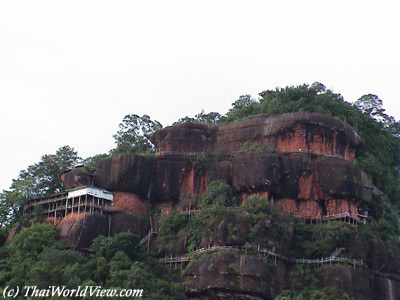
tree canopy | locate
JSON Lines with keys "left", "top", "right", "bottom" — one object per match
{"left": 221, "top": 83, "right": 400, "bottom": 209}
{"left": 175, "top": 109, "right": 221, "bottom": 125}
{"left": 0, "top": 227, "right": 185, "bottom": 299}
{"left": 111, "top": 114, "right": 162, "bottom": 155}
{"left": 0, "top": 146, "right": 80, "bottom": 226}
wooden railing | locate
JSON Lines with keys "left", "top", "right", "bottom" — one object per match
{"left": 155, "top": 151, "right": 204, "bottom": 157}
{"left": 154, "top": 149, "right": 349, "bottom": 161}
{"left": 280, "top": 150, "right": 349, "bottom": 161}
{"left": 157, "top": 245, "right": 366, "bottom": 269}
{"left": 24, "top": 194, "right": 68, "bottom": 209}
{"left": 293, "top": 212, "right": 366, "bottom": 225}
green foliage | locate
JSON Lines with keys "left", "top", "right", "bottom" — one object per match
{"left": 376, "top": 217, "right": 399, "bottom": 241}
{"left": 0, "top": 227, "right": 8, "bottom": 246}
{"left": 237, "top": 141, "right": 268, "bottom": 154}
{"left": 291, "top": 265, "right": 318, "bottom": 289}
{"left": 242, "top": 196, "right": 270, "bottom": 213}
{"left": 1, "top": 228, "right": 186, "bottom": 299}
{"left": 158, "top": 210, "right": 189, "bottom": 238}
{"left": 9, "top": 223, "right": 58, "bottom": 259}
{"left": 195, "top": 110, "right": 221, "bottom": 125}
{"left": 220, "top": 94, "right": 258, "bottom": 122}
{"left": 198, "top": 180, "right": 237, "bottom": 207}
{"left": 354, "top": 94, "right": 395, "bottom": 127}
{"left": 176, "top": 110, "right": 221, "bottom": 125}
{"left": 27, "top": 247, "right": 88, "bottom": 288}
{"left": 290, "top": 221, "right": 354, "bottom": 258}
{"left": 111, "top": 114, "right": 162, "bottom": 155}
{"left": 12, "top": 145, "right": 81, "bottom": 197}
{"left": 192, "top": 150, "right": 230, "bottom": 173}
{"left": 274, "top": 287, "right": 350, "bottom": 300}
{"left": 186, "top": 205, "right": 226, "bottom": 252}
{"left": 81, "top": 153, "right": 110, "bottom": 171}
{"left": 219, "top": 83, "right": 400, "bottom": 208}
{"left": 156, "top": 210, "right": 189, "bottom": 254}
{"left": 0, "top": 146, "right": 81, "bottom": 226}
{"left": 33, "top": 204, "right": 44, "bottom": 220}
{"left": 243, "top": 197, "right": 293, "bottom": 246}
{"left": 244, "top": 243, "right": 257, "bottom": 256}
{"left": 89, "top": 232, "right": 141, "bottom": 261}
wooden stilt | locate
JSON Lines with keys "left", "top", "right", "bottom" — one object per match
{"left": 78, "top": 196, "right": 81, "bottom": 219}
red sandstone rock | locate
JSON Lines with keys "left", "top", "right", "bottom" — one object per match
{"left": 57, "top": 212, "right": 147, "bottom": 249}
{"left": 112, "top": 192, "right": 148, "bottom": 216}
{"left": 95, "top": 154, "right": 153, "bottom": 196}
{"left": 277, "top": 198, "right": 323, "bottom": 218}
{"left": 319, "top": 266, "right": 372, "bottom": 300}
{"left": 151, "top": 112, "right": 362, "bottom": 161}
{"left": 149, "top": 122, "right": 215, "bottom": 154}
{"left": 60, "top": 168, "right": 93, "bottom": 190}
{"left": 59, "top": 113, "right": 367, "bottom": 222}
{"left": 183, "top": 252, "right": 284, "bottom": 299}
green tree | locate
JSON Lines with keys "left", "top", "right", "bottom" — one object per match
{"left": 199, "top": 180, "right": 236, "bottom": 207}
{"left": 0, "top": 191, "right": 17, "bottom": 227}
{"left": 175, "top": 110, "right": 221, "bottom": 125}
{"left": 194, "top": 110, "right": 221, "bottom": 124}
{"left": 11, "top": 145, "right": 80, "bottom": 197}
{"left": 89, "top": 232, "right": 141, "bottom": 261}
{"left": 275, "top": 287, "right": 350, "bottom": 300}
{"left": 9, "top": 223, "right": 58, "bottom": 260}
{"left": 0, "top": 146, "right": 80, "bottom": 225}
{"left": 27, "top": 247, "right": 87, "bottom": 288}
{"left": 354, "top": 94, "right": 393, "bottom": 126}
{"left": 222, "top": 94, "right": 258, "bottom": 121}
{"left": 220, "top": 83, "right": 400, "bottom": 208}
{"left": 81, "top": 153, "right": 110, "bottom": 173}
{"left": 112, "top": 114, "right": 162, "bottom": 155}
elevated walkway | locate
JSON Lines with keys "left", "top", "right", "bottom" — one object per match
{"left": 157, "top": 245, "right": 366, "bottom": 270}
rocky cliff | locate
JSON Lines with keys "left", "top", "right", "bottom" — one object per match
{"left": 56, "top": 112, "right": 400, "bottom": 299}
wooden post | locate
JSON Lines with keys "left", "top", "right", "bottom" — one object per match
{"left": 78, "top": 196, "right": 81, "bottom": 219}
{"left": 84, "top": 194, "right": 87, "bottom": 214}
{"left": 65, "top": 198, "right": 68, "bottom": 217}
{"left": 54, "top": 201, "right": 57, "bottom": 225}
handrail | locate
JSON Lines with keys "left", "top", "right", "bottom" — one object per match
{"left": 293, "top": 212, "right": 365, "bottom": 224}
{"left": 157, "top": 245, "right": 366, "bottom": 269}
{"left": 154, "top": 149, "right": 349, "bottom": 161}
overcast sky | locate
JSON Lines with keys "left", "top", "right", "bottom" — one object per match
{"left": 0, "top": 1, "right": 399, "bottom": 191}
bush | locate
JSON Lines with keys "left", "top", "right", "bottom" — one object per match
{"left": 274, "top": 287, "right": 350, "bottom": 300}
{"left": 198, "top": 180, "right": 237, "bottom": 207}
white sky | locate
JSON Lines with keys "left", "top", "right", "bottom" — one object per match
{"left": 0, "top": 0, "right": 399, "bottom": 191}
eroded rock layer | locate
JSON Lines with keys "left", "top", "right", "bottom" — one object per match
{"left": 55, "top": 112, "right": 400, "bottom": 299}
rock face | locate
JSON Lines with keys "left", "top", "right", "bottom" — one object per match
{"left": 67, "top": 112, "right": 366, "bottom": 220}
{"left": 112, "top": 192, "right": 148, "bottom": 215}
{"left": 60, "top": 167, "right": 93, "bottom": 190}
{"left": 183, "top": 252, "right": 286, "bottom": 300}
{"left": 95, "top": 154, "right": 153, "bottom": 196}
{"left": 83, "top": 153, "right": 371, "bottom": 220}
{"left": 318, "top": 266, "right": 372, "bottom": 300}
{"left": 55, "top": 112, "right": 400, "bottom": 299}
{"left": 150, "top": 112, "right": 362, "bottom": 161}
{"left": 57, "top": 212, "right": 148, "bottom": 250}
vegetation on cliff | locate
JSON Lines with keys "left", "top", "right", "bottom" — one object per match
{"left": 0, "top": 224, "right": 185, "bottom": 299}
{"left": 0, "top": 82, "right": 399, "bottom": 299}
{"left": 222, "top": 84, "right": 400, "bottom": 210}
{"left": 0, "top": 146, "right": 80, "bottom": 227}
